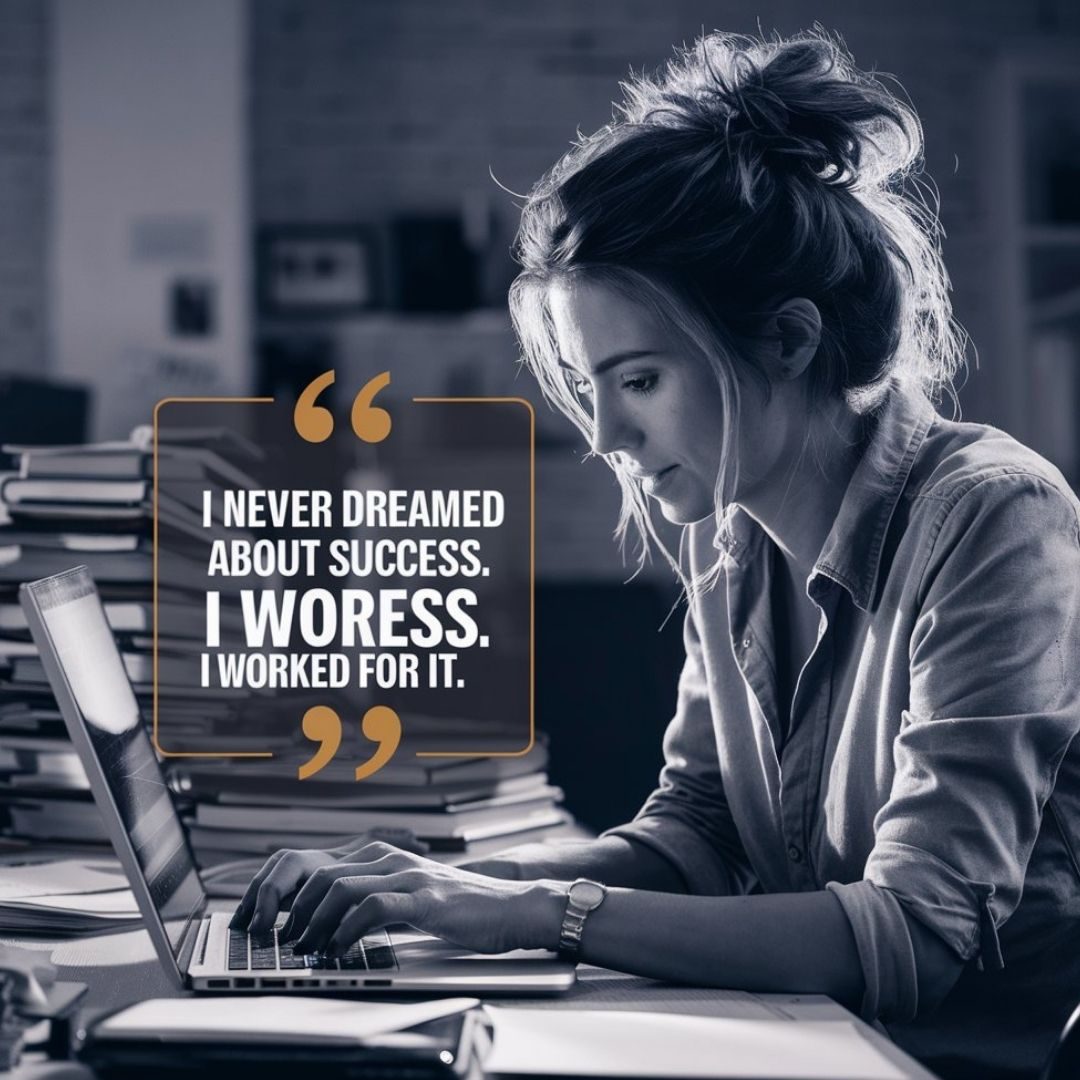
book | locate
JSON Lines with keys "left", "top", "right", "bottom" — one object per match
{"left": 0, "top": 546, "right": 151, "bottom": 586}
{"left": 207, "top": 781, "right": 563, "bottom": 816}
{"left": 0, "top": 530, "right": 144, "bottom": 552}
{"left": 0, "top": 478, "right": 148, "bottom": 506}
{"left": 0, "top": 546, "right": 228, "bottom": 594}
{"left": 3, "top": 493, "right": 237, "bottom": 545}
{"left": 0, "top": 639, "right": 39, "bottom": 659}
{"left": 135, "top": 423, "right": 264, "bottom": 460}
{"left": 193, "top": 795, "right": 564, "bottom": 837}
{"left": 3, "top": 502, "right": 146, "bottom": 524}
{"left": 188, "top": 805, "right": 570, "bottom": 852}
{"left": 9, "top": 442, "right": 259, "bottom": 491}
{"left": 198, "top": 772, "right": 554, "bottom": 810}
{"left": 172, "top": 739, "right": 550, "bottom": 788}
{"left": 11, "top": 652, "right": 201, "bottom": 688}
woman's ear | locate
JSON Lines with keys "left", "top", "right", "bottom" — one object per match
{"left": 761, "top": 298, "right": 822, "bottom": 382}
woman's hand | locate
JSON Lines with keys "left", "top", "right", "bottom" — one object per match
{"left": 230, "top": 829, "right": 430, "bottom": 934}
{"left": 280, "top": 841, "right": 567, "bottom": 957}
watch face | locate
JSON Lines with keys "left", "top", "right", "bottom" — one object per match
{"left": 570, "top": 880, "right": 606, "bottom": 910}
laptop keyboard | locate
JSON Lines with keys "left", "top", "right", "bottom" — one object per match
{"left": 228, "top": 916, "right": 396, "bottom": 972}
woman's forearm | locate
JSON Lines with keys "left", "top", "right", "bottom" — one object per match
{"left": 564, "top": 887, "right": 864, "bottom": 1009}
{"left": 461, "top": 835, "right": 687, "bottom": 892}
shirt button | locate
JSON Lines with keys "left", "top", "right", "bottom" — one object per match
{"left": 787, "top": 845, "right": 802, "bottom": 863}
{"left": 741, "top": 635, "right": 752, "bottom": 649}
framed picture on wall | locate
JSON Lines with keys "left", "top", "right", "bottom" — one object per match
{"left": 257, "top": 225, "right": 380, "bottom": 317}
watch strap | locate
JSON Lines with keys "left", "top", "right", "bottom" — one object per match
{"left": 557, "top": 878, "right": 606, "bottom": 963}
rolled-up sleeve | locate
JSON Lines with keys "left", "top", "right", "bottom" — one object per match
{"left": 604, "top": 606, "right": 757, "bottom": 896}
{"left": 830, "top": 472, "right": 1080, "bottom": 1022}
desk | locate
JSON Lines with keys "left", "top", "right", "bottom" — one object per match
{"left": 5, "top": 920, "right": 940, "bottom": 1079}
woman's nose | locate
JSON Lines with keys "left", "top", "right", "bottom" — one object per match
{"left": 590, "top": 394, "right": 640, "bottom": 457}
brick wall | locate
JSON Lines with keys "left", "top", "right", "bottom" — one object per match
{"left": 0, "top": 0, "right": 49, "bottom": 375}
{"left": 251, "top": 0, "right": 1080, "bottom": 428}
{"left": 5, "top": 3, "right": 1079, "bottom": 416}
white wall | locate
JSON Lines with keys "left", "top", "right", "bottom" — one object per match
{"left": 51, "top": 0, "right": 249, "bottom": 439}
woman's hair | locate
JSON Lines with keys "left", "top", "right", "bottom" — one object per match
{"left": 507, "top": 28, "right": 969, "bottom": 588}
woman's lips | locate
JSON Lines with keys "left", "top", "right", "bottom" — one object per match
{"left": 642, "top": 465, "right": 678, "bottom": 494}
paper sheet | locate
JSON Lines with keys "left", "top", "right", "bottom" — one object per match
{"left": 50, "top": 928, "right": 159, "bottom": 967}
{"left": 97, "top": 995, "right": 480, "bottom": 1044}
{"left": 8, "top": 888, "right": 138, "bottom": 915}
{"left": 482, "top": 1007, "right": 908, "bottom": 1080}
{"left": 0, "top": 858, "right": 127, "bottom": 901}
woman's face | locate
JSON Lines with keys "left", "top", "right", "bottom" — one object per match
{"left": 549, "top": 279, "right": 728, "bottom": 524}
{"left": 549, "top": 279, "right": 806, "bottom": 525}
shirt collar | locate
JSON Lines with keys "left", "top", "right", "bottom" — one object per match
{"left": 712, "top": 378, "right": 937, "bottom": 611}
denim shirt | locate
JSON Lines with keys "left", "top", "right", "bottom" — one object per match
{"left": 606, "top": 378, "right": 1080, "bottom": 1077}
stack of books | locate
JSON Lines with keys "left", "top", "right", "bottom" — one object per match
{"left": 0, "top": 429, "right": 576, "bottom": 879}
{"left": 0, "top": 676, "right": 103, "bottom": 851}
{"left": 168, "top": 734, "right": 570, "bottom": 873}
{"left": 0, "top": 427, "right": 261, "bottom": 849}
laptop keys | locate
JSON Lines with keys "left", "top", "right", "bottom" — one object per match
{"left": 364, "top": 945, "right": 395, "bottom": 970}
{"left": 227, "top": 929, "right": 248, "bottom": 970}
{"left": 250, "top": 946, "right": 278, "bottom": 969}
{"left": 336, "top": 940, "right": 367, "bottom": 970}
{"left": 227, "top": 922, "right": 396, "bottom": 974}
{"left": 277, "top": 950, "right": 308, "bottom": 969}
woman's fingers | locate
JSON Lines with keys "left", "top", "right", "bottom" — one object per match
{"left": 336, "top": 839, "right": 410, "bottom": 863}
{"left": 245, "top": 850, "right": 336, "bottom": 934}
{"left": 284, "top": 848, "right": 410, "bottom": 940}
{"left": 230, "top": 850, "right": 287, "bottom": 929}
{"left": 281, "top": 863, "right": 362, "bottom": 940}
{"left": 325, "top": 893, "right": 418, "bottom": 956}
{"left": 293, "top": 872, "right": 418, "bottom": 954}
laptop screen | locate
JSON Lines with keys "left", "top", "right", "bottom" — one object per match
{"left": 22, "top": 568, "right": 205, "bottom": 965}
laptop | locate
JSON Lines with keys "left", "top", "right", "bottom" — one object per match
{"left": 20, "top": 566, "right": 576, "bottom": 994}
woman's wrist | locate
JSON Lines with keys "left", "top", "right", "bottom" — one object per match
{"left": 458, "top": 855, "right": 524, "bottom": 880}
{"left": 516, "top": 878, "right": 569, "bottom": 951}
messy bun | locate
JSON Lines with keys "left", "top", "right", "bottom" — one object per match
{"left": 509, "top": 28, "right": 969, "bottom": 583}
{"left": 641, "top": 34, "right": 920, "bottom": 200}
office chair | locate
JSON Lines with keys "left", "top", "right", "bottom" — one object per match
{"left": 1040, "top": 1001, "right": 1080, "bottom": 1080}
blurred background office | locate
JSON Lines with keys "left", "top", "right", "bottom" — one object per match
{"left": 1, "top": 0, "right": 1078, "bottom": 829}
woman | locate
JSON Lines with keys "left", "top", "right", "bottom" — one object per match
{"left": 233, "top": 30, "right": 1080, "bottom": 1079}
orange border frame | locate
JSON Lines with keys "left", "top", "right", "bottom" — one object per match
{"left": 151, "top": 393, "right": 536, "bottom": 761}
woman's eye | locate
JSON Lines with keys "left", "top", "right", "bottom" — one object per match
{"left": 622, "top": 373, "right": 658, "bottom": 395}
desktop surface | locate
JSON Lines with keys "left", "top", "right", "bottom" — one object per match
{"left": 2, "top": 902, "right": 940, "bottom": 1079}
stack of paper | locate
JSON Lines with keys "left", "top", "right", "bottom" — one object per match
{"left": 0, "top": 857, "right": 139, "bottom": 934}
{"left": 481, "top": 1007, "right": 910, "bottom": 1079}
{"left": 0, "top": 428, "right": 261, "bottom": 847}
{"left": 170, "top": 735, "right": 569, "bottom": 866}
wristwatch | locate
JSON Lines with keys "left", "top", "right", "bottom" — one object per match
{"left": 557, "top": 878, "right": 607, "bottom": 963}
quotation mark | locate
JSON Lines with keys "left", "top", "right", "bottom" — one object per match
{"left": 297, "top": 704, "right": 403, "bottom": 781}
{"left": 294, "top": 370, "right": 392, "bottom": 444}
